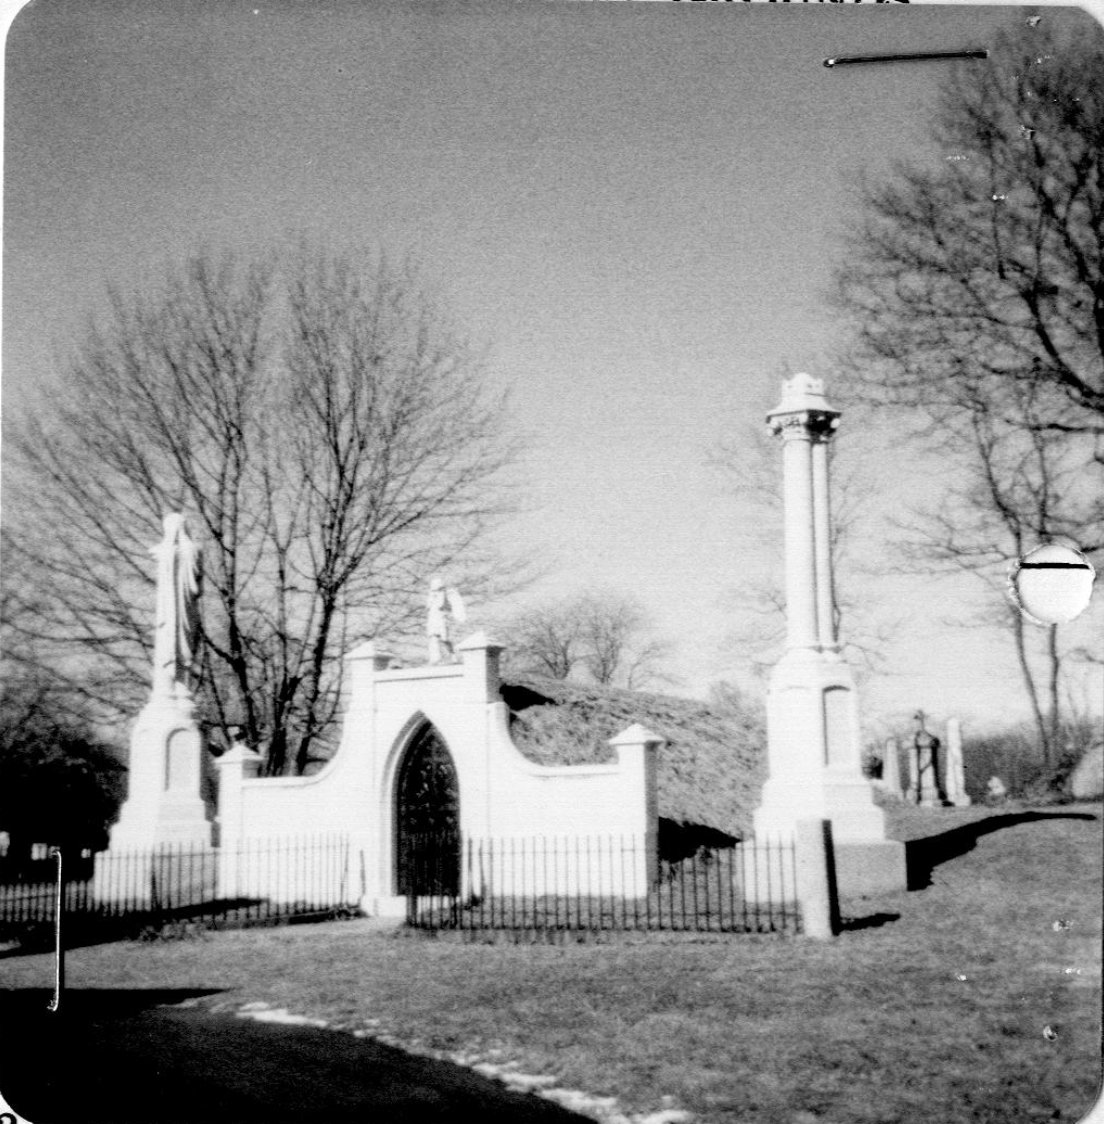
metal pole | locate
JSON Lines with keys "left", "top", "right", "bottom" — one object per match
{"left": 47, "top": 847, "right": 63, "bottom": 1013}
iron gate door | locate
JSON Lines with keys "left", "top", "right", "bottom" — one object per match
{"left": 395, "top": 725, "right": 460, "bottom": 895}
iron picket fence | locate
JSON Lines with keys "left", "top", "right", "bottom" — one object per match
{"left": 404, "top": 833, "right": 800, "bottom": 935}
{"left": 0, "top": 833, "right": 355, "bottom": 943}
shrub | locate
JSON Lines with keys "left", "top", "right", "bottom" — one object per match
{"left": 963, "top": 721, "right": 1095, "bottom": 803}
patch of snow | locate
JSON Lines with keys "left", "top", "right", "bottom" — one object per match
{"left": 501, "top": 1072, "right": 559, "bottom": 1092}
{"left": 237, "top": 1006, "right": 328, "bottom": 1028}
{"left": 223, "top": 1003, "right": 691, "bottom": 1124}
{"left": 544, "top": 1088, "right": 621, "bottom": 1113}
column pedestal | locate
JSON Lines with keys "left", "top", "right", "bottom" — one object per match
{"left": 96, "top": 691, "right": 215, "bottom": 906}
{"left": 108, "top": 691, "right": 215, "bottom": 848}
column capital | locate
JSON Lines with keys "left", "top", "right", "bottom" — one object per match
{"left": 766, "top": 373, "right": 841, "bottom": 443}
{"left": 768, "top": 410, "right": 840, "bottom": 442}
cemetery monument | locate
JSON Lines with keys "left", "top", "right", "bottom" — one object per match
{"left": 104, "top": 514, "right": 215, "bottom": 849}
{"left": 753, "top": 374, "right": 906, "bottom": 895}
{"left": 909, "top": 710, "right": 948, "bottom": 807}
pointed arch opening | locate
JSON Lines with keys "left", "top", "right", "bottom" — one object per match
{"left": 394, "top": 723, "right": 460, "bottom": 896}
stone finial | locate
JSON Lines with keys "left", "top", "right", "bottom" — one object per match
{"left": 346, "top": 640, "right": 398, "bottom": 672}
{"left": 456, "top": 630, "right": 505, "bottom": 655}
{"left": 458, "top": 631, "right": 505, "bottom": 703}
{"left": 216, "top": 739, "right": 263, "bottom": 778}
{"left": 781, "top": 372, "right": 828, "bottom": 406}
{"left": 608, "top": 723, "right": 665, "bottom": 751}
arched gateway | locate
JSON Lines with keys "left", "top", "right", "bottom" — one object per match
{"left": 394, "top": 723, "right": 460, "bottom": 896}
{"left": 207, "top": 635, "right": 661, "bottom": 917}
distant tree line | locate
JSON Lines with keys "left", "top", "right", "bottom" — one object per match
{"left": 497, "top": 589, "right": 674, "bottom": 691}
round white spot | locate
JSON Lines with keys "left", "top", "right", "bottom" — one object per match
{"left": 1009, "top": 544, "right": 1095, "bottom": 625}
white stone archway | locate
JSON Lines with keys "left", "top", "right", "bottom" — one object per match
{"left": 213, "top": 633, "right": 661, "bottom": 917}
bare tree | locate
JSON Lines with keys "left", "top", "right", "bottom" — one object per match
{"left": 831, "top": 18, "right": 1104, "bottom": 761}
{"left": 498, "top": 589, "right": 673, "bottom": 690}
{"left": 834, "top": 20, "right": 1104, "bottom": 443}
{"left": 3, "top": 243, "right": 523, "bottom": 774}
{"left": 892, "top": 389, "right": 1098, "bottom": 764}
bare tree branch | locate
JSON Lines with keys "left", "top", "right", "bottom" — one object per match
{"left": 830, "top": 22, "right": 1104, "bottom": 761}
{"left": 3, "top": 242, "right": 526, "bottom": 774}
{"left": 497, "top": 589, "right": 675, "bottom": 691}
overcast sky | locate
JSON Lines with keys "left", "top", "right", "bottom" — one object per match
{"left": 4, "top": 0, "right": 1102, "bottom": 735}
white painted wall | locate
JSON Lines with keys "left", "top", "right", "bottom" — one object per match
{"left": 216, "top": 633, "right": 659, "bottom": 914}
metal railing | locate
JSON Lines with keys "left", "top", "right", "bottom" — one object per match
{"left": 403, "top": 833, "right": 800, "bottom": 935}
{"left": 0, "top": 833, "right": 355, "bottom": 943}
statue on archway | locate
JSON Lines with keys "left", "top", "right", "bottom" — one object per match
{"left": 426, "top": 576, "right": 466, "bottom": 664}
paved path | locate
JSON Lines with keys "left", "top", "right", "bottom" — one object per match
{"left": 0, "top": 989, "right": 593, "bottom": 1124}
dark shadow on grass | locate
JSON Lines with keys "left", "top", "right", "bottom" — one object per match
{"left": 0, "top": 987, "right": 595, "bottom": 1124}
{"left": 0, "top": 903, "right": 352, "bottom": 958}
{"left": 904, "top": 811, "right": 1098, "bottom": 891}
{"left": 0, "top": 986, "right": 226, "bottom": 1021}
{"left": 839, "top": 911, "right": 901, "bottom": 932}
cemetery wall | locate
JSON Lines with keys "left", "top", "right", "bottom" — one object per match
{"left": 217, "top": 635, "right": 658, "bottom": 912}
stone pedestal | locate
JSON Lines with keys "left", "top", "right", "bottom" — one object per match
{"left": 107, "top": 690, "right": 215, "bottom": 850}
{"left": 753, "top": 374, "right": 905, "bottom": 898}
{"left": 94, "top": 692, "right": 215, "bottom": 906}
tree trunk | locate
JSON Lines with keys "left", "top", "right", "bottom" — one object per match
{"left": 1046, "top": 623, "right": 1062, "bottom": 765}
{"left": 1011, "top": 607, "right": 1051, "bottom": 768}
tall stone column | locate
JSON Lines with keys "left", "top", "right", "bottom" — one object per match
{"left": 778, "top": 425, "right": 820, "bottom": 653}
{"left": 753, "top": 374, "right": 904, "bottom": 896}
{"left": 811, "top": 436, "right": 838, "bottom": 653}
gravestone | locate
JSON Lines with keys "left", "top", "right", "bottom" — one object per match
{"left": 944, "top": 717, "right": 971, "bottom": 806}
{"left": 1070, "top": 742, "right": 1104, "bottom": 800}
{"left": 880, "top": 736, "right": 903, "bottom": 800}
{"left": 911, "top": 710, "right": 948, "bottom": 808}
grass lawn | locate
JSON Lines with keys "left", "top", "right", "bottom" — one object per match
{"left": 2, "top": 803, "right": 1100, "bottom": 1124}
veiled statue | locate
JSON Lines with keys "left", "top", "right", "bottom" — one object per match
{"left": 150, "top": 513, "right": 202, "bottom": 696}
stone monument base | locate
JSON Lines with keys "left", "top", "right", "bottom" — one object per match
{"left": 106, "top": 693, "right": 215, "bottom": 853}
{"left": 108, "top": 795, "right": 215, "bottom": 849}
{"left": 822, "top": 771, "right": 891, "bottom": 839}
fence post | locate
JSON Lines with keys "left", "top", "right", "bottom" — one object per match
{"left": 794, "top": 819, "right": 840, "bottom": 940}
